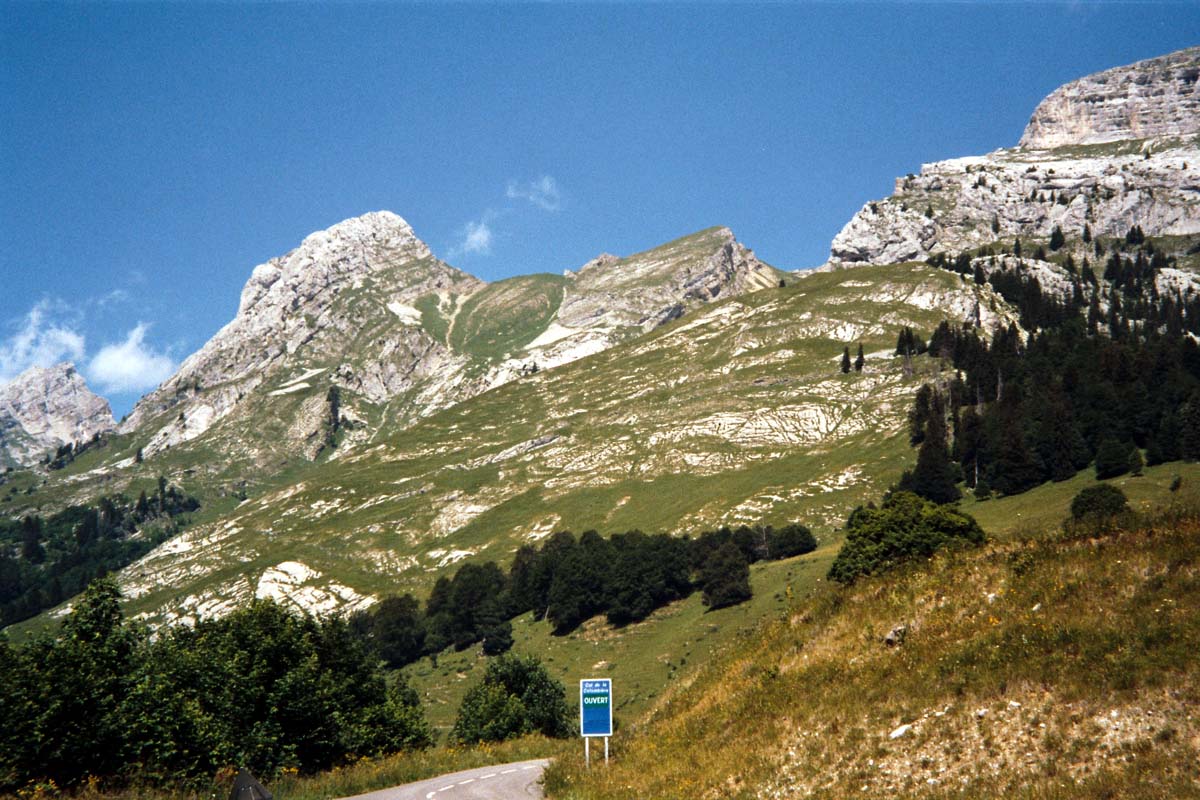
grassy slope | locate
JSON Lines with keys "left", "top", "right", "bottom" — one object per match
{"left": 541, "top": 473, "right": 1200, "bottom": 799}
{"left": 448, "top": 274, "right": 567, "bottom": 361}
{"left": 84, "top": 262, "right": 1005, "bottom": 629}
{"left": 404, "top": 463, "right": 1200, "bottom": 738}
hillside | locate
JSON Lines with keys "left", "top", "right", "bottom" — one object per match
{"left": 543, "top": 479, "right": 1200, "bottom": 799}
{"left": 831, "top": 48, "right": 1200, "bottom": 266}
{"left": 0, "top": 220, "right": 782, "bottom": 498}
{"left": 95, "top": 262, "right": 1011, "bottom": 627}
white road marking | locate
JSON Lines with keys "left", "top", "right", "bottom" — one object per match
{"left": 501, "top": 768, "right": 518, "bottom": 774}
{"left": 439, "top": 785, "right": 455, "bottom": 792}
{"left": 425, "top": 793, "right": 435, "bottom": 799}
{"left": 481, "top": 773, "right": 497, "bottom": 779}
{"left": 457, "top": 779, "right": 474, "bottom": 785}
{"left": 521, "top": 765, "right": 537, "bottom": 770}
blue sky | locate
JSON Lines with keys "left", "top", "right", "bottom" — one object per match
{"left": 2, "top": 3, "right": 1197, "bottom": 416}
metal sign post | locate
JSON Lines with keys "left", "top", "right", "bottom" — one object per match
{"left": 580, "top": 678, "right": 613, "bottom": 768}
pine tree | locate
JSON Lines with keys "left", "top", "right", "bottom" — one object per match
{"left": 1049, "top": 224, "right": 1065, "bottom": 251}
{"left": 841, "top": 346, "right": 851, "bottom": 374}
{"left": 1095, "top": 437, "right": 1132, "bottom": 480}
{"left": 854, "top": 343, "right": 865, "bottom": 372}
{"left": 1180, "top": 392, "right": 1200, "bottom": 461}
{"left": 20, "top": 516, "right": 44, "bottom": 564}
{"left": 900, "top": 392, "right": 961, "bottom": 504}
{"left": 1127, "top": 446, "right": 1144, "bottom": 477}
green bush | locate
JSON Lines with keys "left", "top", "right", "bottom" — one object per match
{"left": 1070, "top": 484, "right": 1129, "bottom": 520}
{"left": 0, "top": 579, "right": 432, "bottom": 793}
{"left": 698, "top": 542, "right": 752, "bottom": 609}
{"left": 827, "top": 492, "right": 985, "bottom": 584}
{"left": 766, "top": 524, "right": 817, "bottom": 560}
{"left": 451, "top": 653, "right": 571, "bottom": 744}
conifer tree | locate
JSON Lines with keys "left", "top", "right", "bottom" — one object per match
{"left": 841, "top": 346, "right": 851, "bottom": 374}
{"left": 854, "top": 343, "right": 865, "bottom": 372}
{"left": 1049, "top": 224, "right": 1065, "bottom": 251}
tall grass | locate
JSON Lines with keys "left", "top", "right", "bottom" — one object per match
{"left": 544, "top": 503, "right": 1200, "bottom": 799}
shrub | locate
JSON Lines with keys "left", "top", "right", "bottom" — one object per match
{"left": 451, "top": 654, "right": 571, "bottom": 744}
{"left": 1070, "top": 484, "right": 1128, "bottom": 520}
{"left": 698, "top": 542, "right": 752, "bottom": 609}
{"left": 827, "top": 492, "right": 985, "bottom": 584}
{"left": 766, "top": 524, "right": 817, "bottom": 560}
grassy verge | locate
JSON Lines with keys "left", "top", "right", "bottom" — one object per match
{"left": 543, "top": 498, "right": 1200, "bottom": 799}
{"left": 4, "top": 738, "right": 563, "bottom": 800}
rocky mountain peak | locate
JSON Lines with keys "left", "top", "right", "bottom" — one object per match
{"left": 238, "top": 211, "right": 433, "bottom": 315}
{"left": 830, "top": 48, "right": 1200, "bottom": 265}
{"left": 121, "top": 211, "right": 479, "bottom": 446}
{"left": 1019, "top": 47, "right": 1200, "bottom": 149}
{"left": 0, "top": 363, "right": 114, "bottom": 467}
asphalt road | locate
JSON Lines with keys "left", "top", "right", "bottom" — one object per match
{"left": 335, "top": 759, "right": 550, "bottom": 800}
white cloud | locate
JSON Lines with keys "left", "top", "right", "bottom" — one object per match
{"left": 95, "top": 289, "right": 131, "bottom": 308}
{"left": 451, "top": 217, "right": 495, "bottom": 257}
{"left": 0, "top": 301, "right": 87, "bottom": 384}
{"left": 506, "top": 175, "right": 562, "bottom": 211}
{"left": 87, "top": 323, "right": 176, "bottom": 394}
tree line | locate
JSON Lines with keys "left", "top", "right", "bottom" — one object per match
{"left": 0, "top": 579, "right": 433, "bottom": 794}
{"left": 898, "top": 235, "right": 1200, "bottom": 504}
{"left": 0, "top": 478, "right": 201, "bottom": 627}
{"left": 351, "top": 523, "right": 818, "bottom": 670}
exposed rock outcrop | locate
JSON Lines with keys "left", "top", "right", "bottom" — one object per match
{"left": 120, "top": 211, "right": 484, "bottom": 458}
{"left": 1020, "top": 48, "right": 1200, "bottom": 149}
{"left": 830, "top": 47, "right": 1200, "bottom": 265}
{"left": 118, "top": 213, "right": 783, "bottom": 467}
{"left": 0, "top": 363, "right": 114, "bottom": 466}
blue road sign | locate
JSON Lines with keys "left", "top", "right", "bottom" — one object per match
{"left": 580, "top": 678, "right": 612, "bottom": 737}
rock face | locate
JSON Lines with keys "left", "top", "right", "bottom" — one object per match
{"left": 831, "top": 47, "right": 1200, "bottom": 265}
{"left": 120, "top": 211, "right": 484, "bottom": 458}
{"left": 0, "top": 363, "right": 114, "bottom": 466}
{"left": 1020, "top": 48, "right": 1200, "bottom": 149}
{"left": 118, "top": 212, "right": 783, "bottom": 467}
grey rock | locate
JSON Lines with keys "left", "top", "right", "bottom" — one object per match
{"left": 830, "top": 48, "right": 1200, "bottom": 266}
{"left": 1020, "top": 48, "right": 1200, "bottom": 149}
{"left": 0, "top": 363, "right": 114, "bottom": 466}
{"left": 884, "top": 624, "right": 908, "bottom": 647}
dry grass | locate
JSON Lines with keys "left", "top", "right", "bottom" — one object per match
{"left": 543, "top": 501, "right": 1200, "bottom": 799}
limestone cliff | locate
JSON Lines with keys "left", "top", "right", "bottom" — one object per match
{"left": 0, "top": 364, "right": 114, "bottom": 467}
{"left": 1020, "top": 47, "right": 1200, "bottom": 149}
{"left": 831, "top": 47, "right": 1200, "bottom": 265}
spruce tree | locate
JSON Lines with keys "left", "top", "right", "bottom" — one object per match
{"left": 1095, "top": 437, "right": 1132, "bottom": 480}
{"left": 1049, "top": 225, "right": 1065, "bottom": 251}
{"left": 1180, "top": 393, "right": 1200, "bottom": 461}
{"left": 854, "top": 343, "right": 865, "bottom": 372}
{"left": 841, "top": 346, "right": 851, "bottom": 374}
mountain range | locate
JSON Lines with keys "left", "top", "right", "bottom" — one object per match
{"left": 1, "top": 46, "right": 1198, "bottom": 630}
